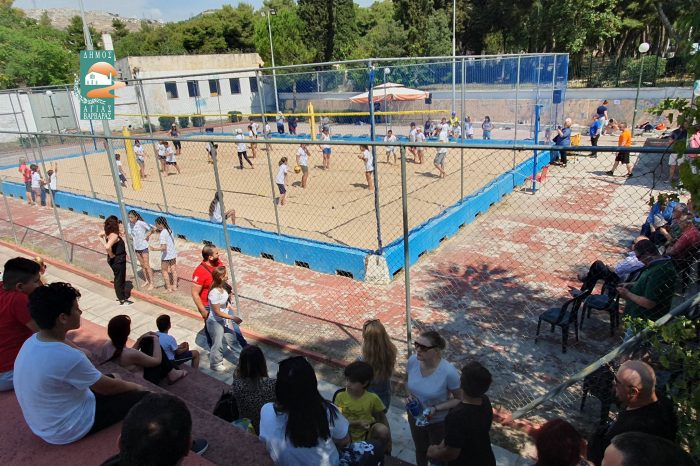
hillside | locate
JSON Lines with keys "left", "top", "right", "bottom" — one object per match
{"left": 21, "top": 8, "right": 161, "bottom": 33}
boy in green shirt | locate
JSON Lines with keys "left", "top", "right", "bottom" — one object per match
{"left": 334, "top": 361, "right": 392, "bottom": 453}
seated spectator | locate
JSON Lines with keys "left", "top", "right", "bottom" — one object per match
{"left": 588, "top": 360, "right": 678, "bottom": 465}
{"left": 657, "top": 203, "right": 689, "bottom": 246}
{"left": 602, "top": 432, "right": 696, "bottom": 466}
{"left": 617, "top": 239, "right": 677, "bottom": 323}
{"left": 334, "top": 361, "right": 391, "bottom": 451}
{"left": 641, "top": 194, "right": 677, "bottom": 238}
{"left": 155, "top": 314, "right": 200, "bottom": 369}
{"left": 230, "top": 345, "right": 276, "bottom": 434}
{"left": 0, "top": 257, "right": 41, "bottom": 391}
{"left": 577, "top": 236, "right": 647, "bottom": 291}
{"left": 13, "top": 283, "right": 147, "bottom": 445}
{"left": 102, "top": 314, "right": 187, "bottom": 385}
{"left": 33, "top": 256, "right": 48, "bottom": 284}
{"left": 665, "top": 217, "right": 700, "bottom": 258}
{"left": 531, "top": 418, "right": 589, "bottom": 466}
{"left": 427, "top": 361, "right": 496, "bottom": 466}
{"left": 100, "top": 393, "right": 208, "bottom": 466}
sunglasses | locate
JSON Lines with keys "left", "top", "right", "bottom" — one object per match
{"left": 363, "top": 319, "right": 380, "bottom": 329}
{"left": 413, "top": 342, "right": 437, "bottom": 352}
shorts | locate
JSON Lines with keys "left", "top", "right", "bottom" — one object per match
{"left": 158, "top": 155, "right": 166, "bottom": 160}
{"left": 162, "top": 258, "right": 177, "bottom": 266}
{"left": 365, "top": 170, "right": 374, "bottom": 174}
{"left": 137, "top": 157, "right": 145, "bottom": 166}
{"left": 277, "top": 183, "right": 286, "bottom": 195}
{"left": 386, "top": 149, "right": 395, "bottom": 155}
{"left": 135, "top": 248, "right": 149, "bottom": 256}
{"left": 434, "top": 152, "right": 447, "bottom": 165}
{"left": 166, "top": 161, "right": 177, "bottom": 166}
{"left": 24, "top": 181, "right": 31, "bottom": 191}
{"left": 322, "top": 148, "right": 331, "bottom": 155}
{"left": 300, "top": 165, "right": 308, "bottom": 175}
{"left": 172, "top": 350, "right": 194, "bottom": 365}
{"left": 669, "top": 153, "right": 684, "bottom": 166}
{"left": 173, "top": 141, "right": 181, "bottom": 149}
{"left": 119, "top": 174, "right": 127, "bottom": 183}
{"left": 615, "top": 152, "right": 630, "bottom": 164}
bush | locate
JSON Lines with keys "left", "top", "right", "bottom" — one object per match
{"left": 143, "top": 121, "right": 156, "bottom": 133}
{"left": 19, "top": 135, "right": 48, "bottom": 148}
{"left": 158, "top": 116, "right": 176, "bottom": 131}
{"left": 228, "top": 111, "right": 242, "bottom": 123}
{"left": 621, "top": 55, "right": 666, "bottom": 85}
{"left": 191, "top": 116, "right": 206, "bottom": 127}
{"left": 178, "top": 116, "right": 190, "bottom": 128}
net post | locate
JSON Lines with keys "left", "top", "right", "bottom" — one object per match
{"left": 460, "top": 57, "right": 465, "bottom": 201}
{"left": 532, "top": 104, "right": 542, "bottom": 193}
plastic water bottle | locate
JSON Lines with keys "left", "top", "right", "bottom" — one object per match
{"left": 415, "top": 407, "right": 431, "bottom": 427}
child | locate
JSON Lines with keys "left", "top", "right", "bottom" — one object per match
{"left": 134, "top": 140, "right": 146, "bottom": 178}
{"left": 264, "top": 122, "right": 271, "bottom": 138}
{"left": 334, "top": 361, "right": 391, "bottom": 452}
{"left": 115, "top": 154, "right": 127, "bottom": 188}
{"left": 46, "top": 162, "right": 59, "bottom": 207}
{"left": 155, "top": 314, "right": 200, "bottom": 368}
{"left": 452, "top": 123, "right": 462, "bottom": 140}
{"left": 208, "top": 192, "right": 236, "bottom": 225}
{"left": 248, "top": 124, "right": 257, "bottom": 158}
{"left": 29, "top": 164, "right": 43, "bottom": 205}
{"left": 127, "top": 210, "right": 155, "bottom": 290}
{"left": 156, "top": 140, "right": 167, "bottom": 172}
{"left": 296, "top": 144, "right": 310, "bottom": 189}
{"left": 19, "top": 158, "right": 33, "bottom": 205}
{"left": 415, "top": 128, "right": 426, "bottom": 164}
{"left": 384, "top": 130, "right": 397, "bottom": 165}
{"left": 164, "top": 141, "right": 181, "bottom": 175}
{"left": 321, "top": 127, "right": 332, "bottom": 169}
{"left": 465, "top": 116, "right": 474, "bottom": 139}
{"left": 147, "top": 216, "right": 178, "bottom": 292}
{"left": 234, "top": 128, "right": 254, "bottom": 169}
{"left": 408, "top": 122, "right": 418, "bottom": 161}
{"left": 206, "top": 141, "right": 218, "bottom": 164}
{"left": 434, "top": 125, "right": 449, "bottom": 179}
{"left": 275, "top": 157, "right": 288, "bottom": 206}
{"left": 359, "top": 145, "right": 374, "bottom": 191}
{"left": 34, "top": 256, "right": 48, "bottom": 285}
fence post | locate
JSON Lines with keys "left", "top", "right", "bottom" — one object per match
{"left": 460, "top": 57, "right": 465, "bottom": 201}
{"left": 137, "top": 80, "right": 169, "bottom": 213}
{"left": 34, "top": 136, "right": 71, "bottom": 263}
{"left": 367, "top": 60, "right": 384, "bottom": 252}
{"left": 514, "top": 56, "right": 521, "bottom": 173}
{"left": 531, "top": 105, "right": 542, "bottom": 193}
{"left": 0, "top": 177, "right": 18, "bottom": 244}
{"left": 400, "top": 146, "right": 413, "bottom": 357}
{"left": 210, "top": 146, "right": 241, "bottom": 314}
{"left": 64, "top": 85, "right": 97, "bottom": 199}
{"left": 256, "top": 70, "right": 282, "bottom": 235}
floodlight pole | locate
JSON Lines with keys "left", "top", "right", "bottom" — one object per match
{"left": 632, "top": 42, "right": 650, "bottom": 132}
{"left": 451, "top": 0, "right": 456, "bottom": 114}
{"left": 266, "top": 10, "right": 280, "bottom": 113}
{"left": 368, "top": 61, "right": 383, "bottom": 253}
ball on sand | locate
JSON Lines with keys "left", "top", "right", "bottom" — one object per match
{"left": 294, "top": 165, "right": 302, "bottom": 174}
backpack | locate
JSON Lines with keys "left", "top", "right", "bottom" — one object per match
{"left": 213, "top": 389, "right": 240, "bottom": 422}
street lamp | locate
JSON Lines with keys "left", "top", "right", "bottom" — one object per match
{"left": 45, "top": 90, "right": 64, "bottom": 143}
{"left": 383, "top": 67, "right": 390, "bottom": 134}
{"left": 264, "top": 9, "right": 279, "bottom": 113}
{"left": 631, "top": 42, "right": 650, "bottom": 132}
{"left": 451, "top": 0, "right": 456, "bottom": 114}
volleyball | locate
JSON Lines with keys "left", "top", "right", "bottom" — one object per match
{"left": 294, "top": 165, "right": 302, "bottom": 174}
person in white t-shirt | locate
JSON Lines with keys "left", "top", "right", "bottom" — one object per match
{"left": 133, "top": 140, "right": 146, "bottom": 179}
{"left": 296, "top": 144, "right": 310, "bottom": 189}
{"left": 358, "top": 145, "right": 374, "bottom": 192}
{"left": 156, "top": 141, "right": 167, "bottom": 172}
{"left": 234, "top": 128, "right": 254, "bottom": 169}
{"left": 276, "top": 157, "right": 289, "bottom": 206}
{"left": 13, "top": 282, "right": 146, "bottom": 445}
{"left": 437, "top": 117, "right": 450, "bottom": 140}
{"left": 465, "top": 117, "right": 474, "bottom": 139}
{"left": 205, "top": 141, "right": 218, "bottom": 164}
{"left": 434, "top": 126, "right": 449, "bottom": 179}
{"left": 415, "top": 128, "right": 426, "bottom": 164}
{"left": 451, "top": 124, "right": 461, "bottom": 140}
{"left": 206, "top": 266, "right": 242, "bottom": 371}
{"left": 408, "top": 122, "right": 418, "bottom": 161}
{"left": 127, "top": 209, "right": 155, "bottom": 290}
{"left": 29, "top": 164, "right": 43, "bottom": 205}
{"left": 45, "top": 162, "right": 58, "bottom": 208}
{"left": 114, "top": 154, "right": 128, "bottom": 188}
{"left": 208, "top": 192, "right": 236, "bottom": 225}
{"left": 164, "top": 141, "right": 181, "bottom": 175}
{"left": 384, "top": 130, "right": 398, "bottom": 165}
{"left": 248, "top": 124, "right": 258, "bottom": 158}
{"left": 147, "top": 217, "right": 178, "bottom": 292}
{"left": 264, "top": 122, "right": 272, "bottom": 138}
{"left": 260, "top": 356, "right": 351, "bottom": 466}
{"left": 320, "top": 127, "right": 332, "bottom": 170}
{"left": 155, "top": 314, "right": 200, "bottom": 368}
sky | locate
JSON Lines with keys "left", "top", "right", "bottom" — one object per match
{"left": 14, "top": 0, "right": 376, "bottom": 22}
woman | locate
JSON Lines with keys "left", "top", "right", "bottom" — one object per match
{"left": 259, "top": 356, "right": 351, "bottom": 465}
{"left": 532, "top": 419, "right": 591, "bottom": 466}
{"left": 231, "top": 345, "right": 276, "bottom": 434}
{"left": 208, "top": 192, "right": 236, "bottom": 225}
{"left": 170, "top": 123, "right": 181, "bottom": 155}
{"left": 206, "top": 266, "right": 242, "bottom": 372}
{"left": 34, "top": 256, "right": 48, "bottom": 285}
{"left": 127, "top": 210, "right": 154, "bottom": 290}
{"left": 361, "top": 319, "right": 397, "bottom": 411}
{"left": 482, "top": 116, "right": 493, "bottom": 140}
{"left": 102, "top": 314, "right": 187, "bottom": 385}
{"left": 406, "top": 330, "right": 461, "bottom": 466}
{"left": 98, "top": 215, "right": 130, "bottom": 305}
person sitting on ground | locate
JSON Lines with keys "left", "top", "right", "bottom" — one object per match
{"left": 532, "top": 418, "right": 591, "bottom": 466}
{"left": 640, "top": 194, "right": 677, "bottom": 238}
{"left": 665, "top": 217, "right": 700, "bottom": 258}
{"left": 33, "top": 256, "right": 48, "bottom": 284}
{"left": 13, "top": 283, "right": 147, "bottom": 445}
{"left": 208, "top": 192, "right": 236, "bottom": 225}
{"left": 334, "top": 361, "right": 392, "bottom": 452}
{"left": 576, "top": 236, "right": 647, "bottom": 292}
{"left": 0, "top": 257, "right": 42, "bottom": 391}
{"left": 155, "top": 314, "right": 200, "bottom": 369}
{"left": 655, "top": 203, "right": 688, "bottom": 247}
{"left": 601, "top": 432, "right": 696, "bottom": 466}
{"left": 427, "top": 361, "right": 496, "bottom": 466}
{"left": 230, "top": 345, "right": 276, "bottom": 434}
{"left": 101, "top": 314, "right": 187, "bottom": 385}
{"left": 100, "top": 393, "right": 208, "bottom": 466}
{"left": 588, "top": 360, "right": 678, "bottom": 466}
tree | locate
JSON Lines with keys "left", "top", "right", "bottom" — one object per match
{"left": 253, "top": 7, "right": 315, "bottom": 66}
{"left": 297, "top": 0, "right": 358, "bottom": 63}
{"left": 353, "top": 0, "right": 408, "bottom": 58}
{"left": 111, "top": 18, "right": 129, "bottom": 41}
{"left": 393, "top": 0, "right": 431, "bottom": 56}
{"left": 39, "top": 11, "right": 51, "bottom": 26}
{"left": 65, "top": 15, "right": 100, "bottom": 51}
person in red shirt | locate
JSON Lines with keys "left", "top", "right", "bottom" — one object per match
{"left": 18, "top": 158, "right": 33, "bottom": 206}
{"left": 667, "top": 218, "right": 700, "bottom": 258}
{"left": 0, "top": 257, "right": 42, "bottom": 391}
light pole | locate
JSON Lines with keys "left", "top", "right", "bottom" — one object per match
{"left": 383, "top": 67, "right": 390, "bottom": 134}
{"left": 631, "top": 42, "right": 650, "bottom": 132}
{"left": 265, "top": 9, "right": 279, "bottom": 113}
{"left": 45, "top": 91, "right": 64, "bottom": 143}
{"left": 452, "top": 0, "right": 456, "bottom": 114}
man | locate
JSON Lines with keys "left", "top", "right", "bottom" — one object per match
{"left": 666, "top": 217, "right": 700, "bottom": 258}
{"left": 0, "top": 257, "right": 42, "bottom": 391}
{"left": 602, "top": 432, "right": 695, "bottom": 466}
{"left": 287, "top": 112, "right": 297, "bottom": 135}
{"left": 617, "top": 239, "right": 677, "bottom": 324}
{"left": 14, "top": 283, "right": 147, "bottom": 445}
{"left": 552, "top": 118, "right": 572, "bottom": 167}
{"left": 607, "top": 122, "right": 633, "bottom": 177}
{"left": 596, "top": 99, "right": 610, "bottom": 129}
{"left": 276, "top": 111, "right": 285, "bottom": 134}
{"left": 449, "top": 111, "right": 459, "bottom": 129}
{"left": 589, "top": 114, "right": 603, "bottom": 157}
{"left": 577, "top": 236, "right": 647, "bottom": 291}
{"left": 100, "top": 393, "right": 208, "bottom": 465}
{"left": 588, "top": 360, "right": 677, "bottom": 465}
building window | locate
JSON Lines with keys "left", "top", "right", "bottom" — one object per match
{"left": 249, "top": 77, "right": 258, "bottom": 93}
{"left": 164, "top": 82, "right": 178, "bottom": 99}
{"left": 208, "top": 79, "right": 220, "bottom": 96}
{"left": 187, "top": 80, "right": 200, "bottom": 97}
{"left": 229, "top": 78, "right": 241, "bottom": 94}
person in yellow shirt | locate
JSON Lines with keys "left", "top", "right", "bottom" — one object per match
{"left": 333, "top": 361, "right": 392, "bottom": 453}
{"left": 607, "top": 122, "right": 633, "bottom": 177}
{"left": 449, "top": 111, "right": 459, "bottom": 129}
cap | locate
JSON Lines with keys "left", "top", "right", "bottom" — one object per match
{"left": 451, "top": 111, "right": 456, "bottom": 116}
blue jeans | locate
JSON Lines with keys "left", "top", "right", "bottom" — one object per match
{"left": 203, "top": 305, "right": 248, "bottom": 348}
{"left": 206, "top": 318, "right": 241, "bottom": 367}
{"left": 0, "top": 370, "right": 13, "bottom": 391}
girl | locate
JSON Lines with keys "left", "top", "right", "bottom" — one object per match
{"left": 114, "top": 154, "right": 127, "bottom": 188}
{"left": 482, "top": 116, "right": 493, "bottom": 140}
{"left": 359, "top": 145, "right": 374, "bottom": 191}
{"left": 43, "top": 162, "right": 58, "bottom": 207}
{"left": 164, "top": 141, "right": 181, "bottom": 175}
{"left": 465, "top": 117, "right": 474, "bottom": 139}
{"left": 157, "top": 140, "right": 167, "bottom": 172}
{"left": 170, "top": 123, "right": 182, "bottom": 155}
{"left": 248, "top": 124, "right": 257, "bottom": 158}
{"left": 206, "top": 266, "right": 242, "bottom": 371}
{"left": 148, "top": 216, "right": 178, "bottom": 292}
{"left": 384, "top": 130, "right": 397, "bottom": 165}
{"left": 296, "top": 143, "right": 310, "bottom": 189}
{"left": 235, "top": 128, "right": 254, "bottom": 169}
{"left": 98, "top": 215, "right": 130, "bottom": 305}
{"left": 127, "top": 210, "right": 154, "bottom": 290}
{"left": 34, "top": 256, "right": 48, "bottom": 285}
{"left": 361, "top": 319, "right": 397, "bottom": 411}
{"left": 275, "top": 157, "right": 288, "bottom": 206}
{"left": 415, "top": 128, "right": 426, "bottom": 164}
{"left": 208, "top": 192, "right": 236, "bottom": 225}
{"left": 30, "top": 164, "right": 43, "bottom": 205}
{"left": 231, "top": 345, "right": 276, "bottom": 434}
{"left": 321, "top": 127, "right": 332, "bottom": 169}
{"left": 134, "top": 140, "right": 146, "bottom": 178}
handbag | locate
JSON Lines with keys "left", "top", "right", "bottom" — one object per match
{"left": 213, "top": 389, "right": 240, "bottom": 422}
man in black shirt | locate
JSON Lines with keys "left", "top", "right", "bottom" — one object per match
{"left": 427, "top": 361, "right": 496, "bottom": 466}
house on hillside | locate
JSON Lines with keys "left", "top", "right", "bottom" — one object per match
{"left": 85, "top": 71, "right": 113, "bottom": 86}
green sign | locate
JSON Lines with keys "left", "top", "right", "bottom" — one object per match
{"left": 78, "top": 50, "right": 124, "bottom": 120}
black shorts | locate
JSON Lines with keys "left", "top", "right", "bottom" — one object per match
{"left": 615, "top": 151, "right": 630, "bottom": 163}
{"left": 173, "top": 141, "right": 181, "bottom": 149}
{"left": 277, "top": 183, "right": 286, "bottom": 195}
{"left": 166, "top": 161, "right": 177, "bottom": 166}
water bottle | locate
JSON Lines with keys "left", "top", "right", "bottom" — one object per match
{"left": 415, "top": 407, "right": 431, "bottom": 427}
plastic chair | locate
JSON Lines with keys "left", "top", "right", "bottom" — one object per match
{"left": 526, "top": 165, "right": 550, "bottom": 183}
{"left": 579, "top": 280, "right": 620, "bottom": 336}
{"left": 535, "top": 290, "right": 590, "bottom": 353}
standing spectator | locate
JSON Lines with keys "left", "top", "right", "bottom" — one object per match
{"left": 170, "top": 123, "right": 181, "bottom": 155}
{"left": 359, "top": 145, "right": 374, "bottom": 191}
{"left": 465, "top": 117, "right": 474, "bottom": 139}
{"left": 276, "top": 111, "right": 285, "bottom": 134}
{"left": 14, "top": 283, "right": 147, "bottom": 445}
{"left": 19, "top": 157, "right": 33, "bottom": 205}
{"left": 231, "top": 345, "right": 276, "bottom": 434}
{"left": 276, "top": 157, "right": 289, "bottom": 206}
{"left": 30, "top": 163, "right": 43, "bottom": 205}
{"left": 405, "top": 330, "right": 461, "bottom": 466}
{"left": 191, "top": 246, "right": 223, "bottom": 344}
{"left": 384, "top": 129, "right": 398, "bottom": 165}
{"left": 424, "top": 118, "right": 433, "bottom": 137}
{"left": 134, "top": 140, "right": 146, "bottom": 178}
{"left": 148, "top": 217, "right": 178, "bottom": 292}
{"left": 288, "top": 112, "right": 298, "bottom": 135}
{"left": 321, "top": 127, "right": 332, "bottom": 170}
{"left": 552, "top": 118, "right": 573, "bottom": 167}
{"left": 248, "top": 124, "right": 258, "bottom": 158}
{"left": 452, "top": 122, "right": 462, "bottom": 140}
{"left": 127, "top": 210, "right": 154, "bottom": 290}
{"left": 427, "top": 361, "right": 496, "bottom": 466}
{"left": 602, "top": 432, "right": 696, "bottom": 466}
{"left": 115, "top": 154, "right": 128, "bottom": 188}
{"left": 209, "top": 192, "right": 236, "bottom": 225}
{"left": 0, "top": 257, "right": 41, "bottom": 391}
{"left": 155, "top": 314, "right": 200, "bottom": 368}
{"left": 588, "top": 360, "right": 677, "bottom": 465}
{"left": 666, "top": 122, "right": 689, "bottom": 183}
{"left": 408, "top": 122, "right": 418, "bottom": 161}
{"left": 206, "top": 266, "right": 242, "bottom": 372}
{"left": 360, "top": 319, "right": 397, "bottom": 410}
{"left": 44, "top": 162, "right": 58, "bottom": 207}
{"left": 97, "top": 215, "right": 131, "bottom": 305}
{"left": 533, "top": 419, "right": 589, "bottom": 466}
{"left": 597, "top": 100, "right": 610, "bottom": 129}
{"left": 437, "top": 117, "right": 451, "bottom": 139}
{"left": 449, "top": 111, "right": 459, "bottom": 129}
{"left": 589, "top": 114, "right": 603, "bottom": 157}
{"left": 235, "top": 128, "right": 254, "bottom": 169}
{"left": 296, "top": 143, "right": 310, "bottom": 189}
{"left": 415, "top": 127, "right": 426, "bottom": 164}
{"left": 607, "top": 122, "right": 633, "bottom": 177}
{"left": 481, "top": 116, "right": 494, "bottom": 140}
{"left": 264, "top": 121, "right": 272, "bottom": 138}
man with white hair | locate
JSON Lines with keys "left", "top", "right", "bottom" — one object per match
{"left": 552, "top": 118, "right": 572, "bottom": 167}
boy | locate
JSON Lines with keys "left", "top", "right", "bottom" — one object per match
{"left": 155, "top": 314, "right": 200, "bottom": 368}
{"left": 296, "top": 144, "right": 310, "bottom": 189}
{"left": 114, "top": 154, "right": 127, "bottom": 188}
{"left": 427, "top": 361, "right": 496, "bottom": 466}
{"left": 415, "top": 127, "right": 426, "bottom": 164}
{"left": 234, "top": 128, "right": 254, "bottom": 169}
{"left": 334, "top": 361, "right": 391, "bottom": 452}
{"left": 408, "top": 122, "right": 418, "bottom": 160}
{"left": 384, "top": 130, "right": 398, "bottom": 165}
